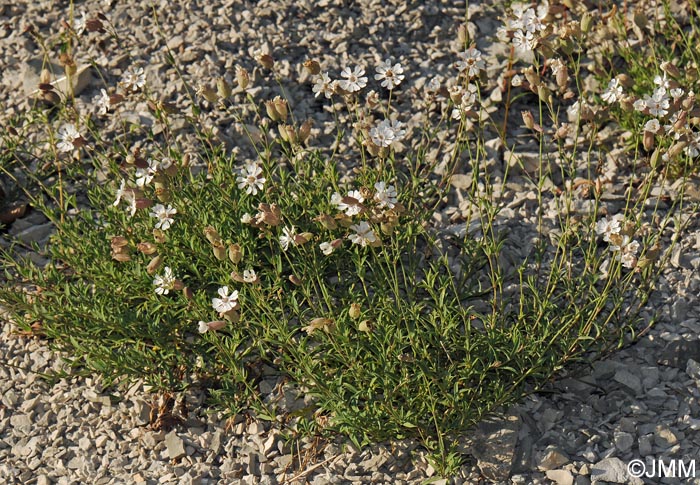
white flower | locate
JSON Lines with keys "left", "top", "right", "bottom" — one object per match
{"left": 56, "top": 124, "right": 81, "bottom": 153}
{"left": 369, "top": 121, "right": 395, "bottom": 147}
{"left": 241, "top": 213, "right": 253, "bottom": 224}
{"left": 279, "top": 226, "right": 297, "bottom": 251}
{"left": 427, "top": 76, "right": 441, "bottom": 92}
{"left": 644, "top": 119, "right": 661, "bottom": 133}
{"left": 243, "top": 269, "right": 257, "bottom": 283}
{"left": 94, "top": 89, "right": 111, "bottom": 115}
{"left": 369, "top": 119, "right": 406, "bottom": 147}
{"left": 312, "top": 72, "right": 335, "bottom": 99}
{"left": 374, "top": 181, "right": 398, "bottom": 209}
{"left": 332, "top": 190, "right": 364, "bottom": 216}
{"left": 153, "top": 267, "right": 176, "bottom": 295}
{"left": 212, "top": 286, "right": 238, "bottom": 313}
{"left": 72, "top": 11, "right": 87, "bottom": 36}
{"left": 374, "top": 59, "right": 405, "bottom": 89}
{"left": 113, "top": 179, "right": 137, "bottom": 217}
{"left": 198, "top": 321, "right": 210, "bottom": 334}
{"left": 236, "top": 162, "right": 266, "bottom": 195}
{"left": 654, "top": 73, "right": 670, "bottom": 90}
{"left": 348, "top": 221, "right": 377, "bottom": 247}
{"left": 595, "top": 216, "right": 621, "bottom": 243}
{"left": 455, "top": 48, "right": 485, "bottom": 78}
{"left": 512, "top": 29, "right": 536, "bottom": 54}
{"left": 338, "top": 66, "right": 367, "bottom": 93}
{"left": 122, "top": 67, "right": 146, "bottom": 92}
{"left": 645, "top": 88, "right": 670, "bottom": 117}
{"left": 387, "top": 119, "right": 406, "bottom": 141}
{"left": 451, "top": 84, "right": 478, "bottom": 119}
{"left": 633, "top": 99, "right": 646, "bottom": 112}
{"left": 609, "top": 235, "right": 640, "bottom": 269}
{"left": 601, "top": 78, "right": 623, "bottom": 104}
{"left": 150, "top": 203, "right": 177, "bottom": 230}
{"left": 319, "top": 241, "right": 335, "bottom": 255}
{"left": 685, "top": 132, "right": 700, "bottom": 158}
{"left": 113, "top": 179, "right": 126, "bottom": 207}
{"left": 670, "top": 87, "right": 684, "bottom": 100}
{"left": 135, "top": 158, "right": 159, "bottom": 187}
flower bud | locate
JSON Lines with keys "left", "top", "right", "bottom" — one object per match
{"left": 580, "top": 11, "right": 592, "bottom": 34}
{"left": 643, "top": 130, "right": 655, "bottom": 151}
{"left": 523, "top": 67, "right": 540, "bottom": 89}
{"left": 228, "top": 243, "right": 242, "bottom": 264}
{"left": 235, "top": 66, "right": 250, "bottom": 90}
{"left": 335, "top": 213, "right": 353, "bottom": 228}
{"left": 204, "top": 226, "right": 223, "bottom": 246}
{"left": 315, "top": 214, "right": 337, "bottom": 230}
{"left": 294, "top": 232, "right": 313, "bottom": 246}
{"left": 230, "top": 271, "right": 245, "bottom": 283}
{"left": 172, "top": 280, "right": 185, "bottom": 291}
{"left": 198, "top": 85, "right": 219, "bottom": 103}
{"left": 212, "top": 244, "right": 226, "bottom": 261}
{"left": 216, "top": 77, "right": 232, "bottom": 99}
{"left": 357, "top": 320, "right": 372, "bottom": 333}
{"left": 298, "top": 119, "right": 312, "bottom": 144}
{"left": 668, "top": 141, "right": 687, "bottom": 158}
{"left": 147, "top": 254, "right": 163, "bottom": 274}
{"left": 448, "top": 86, "right": 463, "bottom": 104}
{"left": 183, "top": 287, "right": 194, "bottom": 300}
{"left": 155, "top": 187, "right": 171, "bottom": 203}
{"left": 272, "top": 96, "right": 288, "bottom": 122}
{"left": 457, "top": 23, "right": 467, "bottom": 45}
{"left": 661, "top": 61, "right": 680, "bottom": 78}
{"left": 265, "top": 100, "right": 280, "bottom": 121}
{"left": 303, "top": 59, "right": 321, "bottom": 75}
{"left": 521, "top": 110, "right": 536, "bottom": 130}
{"left": 288, "top": 275, "right": 302, "bottom": 286}
{"left": 256, "top": 52, "right": 274, "bottom": 70}
{"left": 110, "top": 236, "right": 129, "bottom": 250}
{"left": 153, "top": 229, "right": 166, "bottom": 243}
{"left": 555, "top": 66, "right": 568, "bottom": 89}
{"left": 112, "top": 251, "right": 131, "bottom": 262}
{"left": 40, "top": 68, "right": 51, "bottom": 85}
{"left": 135, "top": 198, "right": 154, "bottom": 210}
{"left": 349, "top": 303, "right": 361, "bottom": 319}
{"left": 223, "top": 310, "right": 240, "bottom": 323}
{"left": 137, "top": 242, "right": 158, "bottom": 255}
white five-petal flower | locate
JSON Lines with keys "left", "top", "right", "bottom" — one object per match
{"left": 338, "top": 66, "right": 367, "bottom": 93}
{"left": 348, "top": 221, "right": 378, "bottom": 247}
{"left": 56, "top": 124, "right": 82, "bottom": 153}
{"left": 374, "top": 60, "right": 405, "bottom": 90}
{"left": 279, "top": 226, "right": 297, "bottom": 251}
{"left": 212, "top": 286, "right": 239, "bottom": 313}
{"left": 236, "top": 162, "right": 266, "bottom": 195}
{"left": 150, "top": 203, "right": 177, "bottom": 230}
{"left": 153, "top": 267, "right": 176, "bottom": 295}
{"left": 374, "top": 181, "right": 398, "bottom": 209}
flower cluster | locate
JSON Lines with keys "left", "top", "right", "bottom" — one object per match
{"left": 310, "top": 59, "right": 405, "bottom": 99}
{"left": 498, "top": 2, "right": 550, "bottom": 58}
{"left": 595, "top": 215, "right": 641, "bottom": 270}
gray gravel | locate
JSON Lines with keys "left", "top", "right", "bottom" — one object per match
{"left": 2, "top": 0, "right": 700, "bottom": 483}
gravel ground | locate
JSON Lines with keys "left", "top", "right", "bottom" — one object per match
{"left": 2, "top": 0, "right": 700, "bottom": 483}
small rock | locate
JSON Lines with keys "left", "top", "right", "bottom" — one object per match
{"left": 15, "top": 222, "right": 53, "bottom": 245}
{"left": 591, "top": 457, "right": 642, "bottom": 484}
{"left": 472, "top": 412, "right": 520, "bottom": 480}
{"left": 247, "top": 453, "right": 260, "bottom": 475}
{"left": 78, "top": 437, "right": 91, "bottom": 451}
{"left": 613, "top": 431, "right": 634, "bottom": 453}
{"left": 36, "top": 475, "right": 50, "bottom": 485}
{"left": 165, "top": 430, "right": 186, "bottom": 460}
{"left": 546, "top": 469, "right": 574, "bottom": 485}
{"left": 687, "top": 359, "right": 700, "bottom": 380}
{"left": 654, "top": 425, "right": 678, "bottom": 448}
{"left": 538, "top": 447, "right": 570, "bottom": 471}
{"left": 613, "top": 369, "right": 642, "bottom": 395}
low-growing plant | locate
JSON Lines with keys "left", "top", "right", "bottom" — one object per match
{"left": 1, "top": 0, "right": 698, "bottom": 477}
